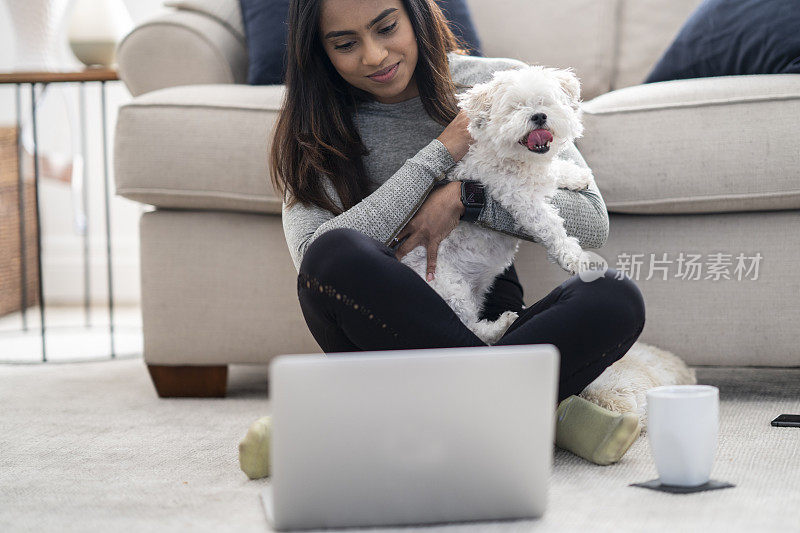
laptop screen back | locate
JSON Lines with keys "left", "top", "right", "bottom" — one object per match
{"left": 266, "top": 344, "right": 560, "bottom": 530}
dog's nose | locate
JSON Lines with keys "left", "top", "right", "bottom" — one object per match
{"left": 531, "top": 113, "right": 547, "bottom": 125}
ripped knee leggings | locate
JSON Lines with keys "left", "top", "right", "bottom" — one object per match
{"left": 297, "top": 227, "right": 646, "bottom": 402}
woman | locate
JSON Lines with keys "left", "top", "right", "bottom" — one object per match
{"left": 269, "top": 0, "right": 646, "bottom": 466}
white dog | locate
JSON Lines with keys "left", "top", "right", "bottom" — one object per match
{"left": 400, "top": 64, "right": 594, "bottom": 344}
{"left": 400, "top": 65, "right": 697, "bottom": 431}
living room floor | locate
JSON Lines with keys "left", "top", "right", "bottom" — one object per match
{"left": 0, "top": 305, "right": 143, "bottom": 363}
{"left": 2, "top": 358, "right": 798, "bottom": 532}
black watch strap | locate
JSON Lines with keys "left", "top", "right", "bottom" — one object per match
{"left": 460, "top": 180, "right": 485, "bottom": 223}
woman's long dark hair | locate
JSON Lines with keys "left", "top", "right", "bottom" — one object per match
{"left": 269, "top": 0, "right": 473, "bottom": 214}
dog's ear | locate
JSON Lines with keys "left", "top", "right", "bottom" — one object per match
{"left": 456, "top": 76, "right": 504, "bottom": 130}
{"left": 553, "top": 68, "right": 581, "bottom": 109}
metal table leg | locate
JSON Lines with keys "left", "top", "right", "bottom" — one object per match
{"left": 100, "top": 81, "right": 116, "bottom": 358}
{"left": 78, "top": 82, "right": 92, "bottom": 328}
{"left": 14, "top": 84, "right": 28, "bottom": 332}
{"left": 30, "top": 82, "right": 47, "bottom": 362}
{"left": 5, "top": 78, "right": 124, "bottom": 362}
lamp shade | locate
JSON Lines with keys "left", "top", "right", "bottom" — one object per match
{"left": 67, "top": 0, "right": 133, "bottom": 68}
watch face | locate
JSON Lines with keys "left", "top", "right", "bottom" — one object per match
{"left": 463, "top": 182, "right": 485, "bottom": 207}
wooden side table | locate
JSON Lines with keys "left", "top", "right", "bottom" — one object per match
{"left": 0, "top": 68, "right": 120, "bottom": 362}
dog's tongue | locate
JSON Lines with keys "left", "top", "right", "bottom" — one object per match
{"left": 526, "top": 129, "right": 553, "bottom": 149}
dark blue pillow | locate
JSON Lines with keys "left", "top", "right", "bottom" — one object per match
{"left": 436, "top": 0, "right": 483, "bottom": 58}
{"left": 238, "top": 0, "right": 289, "bottom": 86}
{"left": 239, "top": 0, "right": 483, "bottom": 86}
{"left": 644, "top": 0, "right": 800, "bottom": 84}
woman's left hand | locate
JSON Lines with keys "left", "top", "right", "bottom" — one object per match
{"left": 394, "top": 180, "right": 465, "bottom": 282}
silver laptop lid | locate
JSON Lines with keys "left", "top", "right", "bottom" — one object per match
{"left": 265, "top": 344, "right": 560, "bottom": 531}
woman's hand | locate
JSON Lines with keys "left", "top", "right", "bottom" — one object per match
{"left": 437, "top": 109, "right": 475, "bottom": 163}
{"left": 394, "top": 181, "right": 465, "bottom": 282}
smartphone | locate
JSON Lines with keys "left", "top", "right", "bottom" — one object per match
{"left": 770, "top": 414, "right": 800, "bottom": 427}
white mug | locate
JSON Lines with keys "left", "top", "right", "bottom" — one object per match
{"left": 646, "top": 385, "right": 719, "bottom": 486}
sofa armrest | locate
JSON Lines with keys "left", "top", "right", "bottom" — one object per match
{"left": 117, "top": 9, "right": 248, "bottom": 96}
{"left": 114, "top": 84, "right": 285, "bottom": 215}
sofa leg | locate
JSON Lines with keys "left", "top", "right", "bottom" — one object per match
{"left": 146, "top": 364, "right": 228, "bottom": 398}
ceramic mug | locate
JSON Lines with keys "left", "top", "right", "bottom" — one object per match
{"left": 646, "top": 385, "right": 719, "bottom": 486}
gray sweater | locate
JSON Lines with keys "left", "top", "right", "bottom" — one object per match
{"left": 282, "top": 52, "right": 610, "bottom": 273}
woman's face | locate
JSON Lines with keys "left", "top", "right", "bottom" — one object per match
{"left": 319, "top": 0, "right": 419, "bottom": 104}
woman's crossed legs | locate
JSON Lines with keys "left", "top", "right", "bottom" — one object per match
{"left": 297, "top": 227, "right": 645, "bottom": 403}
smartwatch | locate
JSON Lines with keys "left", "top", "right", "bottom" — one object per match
{"left": 460, "top": 180, "right": 486, "bottom": 223}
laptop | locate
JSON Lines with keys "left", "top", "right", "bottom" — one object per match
{"left": 261, "top": 344, "right": 560, "bottom": 531}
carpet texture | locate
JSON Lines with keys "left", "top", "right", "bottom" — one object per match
{"left": 1, "top": 358, "right": 799, "bottom": 532}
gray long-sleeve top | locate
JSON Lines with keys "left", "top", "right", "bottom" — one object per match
{"left": 282, "top": 52, "right": 609, "bottom": 273}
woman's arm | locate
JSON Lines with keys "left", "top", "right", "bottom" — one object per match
{"left": 282, "top": 138, "right": 456, "bottom": 272}
{"left": 472, "top": 142, "right": 610, "bottom": 249}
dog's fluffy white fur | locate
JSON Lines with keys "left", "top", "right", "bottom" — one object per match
{"left": 579, "top": 341, "right": 697, "bottom": 433}
{"left": 400, "top": 65, "right": 696, "bottom": 427}
{"left": 400, "top": 64, "right": 593, "bottom": 344}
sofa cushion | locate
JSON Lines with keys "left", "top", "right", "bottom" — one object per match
{"left": 465, "top": 0, "right": 619, "bottom": 101}
{"left": 114, "top": 84, "right": 285, "bottom": 214}
{"left": 516, "top": 209, "right": 800, "bottom": 367}
{"left": 238, "top": 0, "right": 483, "bottom": 86}
{"left": 577, "top": 74, "right": 800, "bottom": 214}
{"left": 645, "top": 0, "right": 800, "bottom": 84}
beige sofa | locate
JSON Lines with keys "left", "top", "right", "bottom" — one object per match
{"left": 114, "top": 0, "right": 800, "bottom": 397}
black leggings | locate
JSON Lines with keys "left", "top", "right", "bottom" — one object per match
{"left": 297, "top": 228, "right": 646, "bottom": 403}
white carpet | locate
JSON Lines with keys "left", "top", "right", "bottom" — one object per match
{"left": 1, "top": 357, "right": 799, "bottom": 532}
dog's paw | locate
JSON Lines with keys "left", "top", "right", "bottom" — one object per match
{"left": 554, "top": 161, "right": 594, "bottom": 191}
{"left": 561, "top": 174, "right": 592, "bottom": 192}
{"left": 574, "top": 167, "right": 594, "bottom": 190}
{"left": 497, "top": 310, "right": 519, "bottom": 329}
{"left": 561, "top": 252, "right": 583, "bottom": 274}
{"left": 566, "top": 261, "right": 581, "bottom": 275}
{"left": 473, "top": 311, "right": 519, "bottom": 345}
{"left": 563, "top": 250, "right": 597, "bottom": 275}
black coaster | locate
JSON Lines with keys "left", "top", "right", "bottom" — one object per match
{"left": 630, "top": 478, "right": 736, "bottom": 494}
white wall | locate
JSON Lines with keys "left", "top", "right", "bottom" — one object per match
{"left": 0, "top": 0, "right": 167, "bottom": 305}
